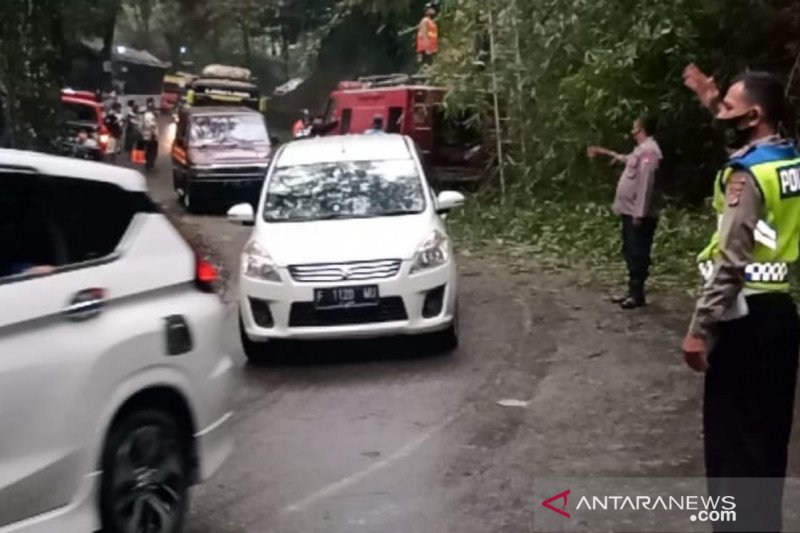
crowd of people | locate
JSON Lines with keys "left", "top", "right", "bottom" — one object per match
{"left": 102, "top": 93, "right": 159, "bottom": 170}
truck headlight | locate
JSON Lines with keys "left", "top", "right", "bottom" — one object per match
{"left": 242, "top": 241, "right": 281, "bottom": 282}
{"left": 410, "top": 230, "right": 450, "bottom": 274}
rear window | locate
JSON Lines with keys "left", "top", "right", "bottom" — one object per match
{"left": 62, "top": 102, "right": 98, "bottom": 124}
{"left": 0, "top": 172, "right": 156, "bottom": 280}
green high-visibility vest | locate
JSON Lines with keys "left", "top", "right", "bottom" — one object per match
{"left": 697, "top": 141, "right": 800, "bottom": 292}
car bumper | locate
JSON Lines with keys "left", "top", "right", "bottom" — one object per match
{"left": 239, "top": 261, "right": 457, "bottom": 341}
{"left": 184, "top": 176, "right": 265, "bottom": 203}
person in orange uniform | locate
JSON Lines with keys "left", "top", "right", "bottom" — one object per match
{"left": 292, "top": 109, "right": 310, "bottom": 138}
{"left": 416, "top": 3, "right": 439, "bottom": 65}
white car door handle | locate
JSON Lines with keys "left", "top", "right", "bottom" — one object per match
{"left": 65, "top": 288, "right": 106, "bottom": 321}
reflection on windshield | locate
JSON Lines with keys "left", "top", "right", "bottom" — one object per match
{"left": 190, "top": 114, "right": 268, "bottom": 146}
{"left": 263, "top": 160, "right": 426, "bottom": 222}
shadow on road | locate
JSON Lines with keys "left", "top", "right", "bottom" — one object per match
{"left": 245, "top": 335, "right": 454, "bottom": 368}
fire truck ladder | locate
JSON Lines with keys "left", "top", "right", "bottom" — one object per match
{"left": 356, "top": 73, "right": 431, "bottom": 88}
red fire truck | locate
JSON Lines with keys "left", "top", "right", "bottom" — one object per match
{"left": 320, "top": 74, "right": 483, "bottom": 188}
{"left": 324, "top": 75, "right": 445, "bottom": 158}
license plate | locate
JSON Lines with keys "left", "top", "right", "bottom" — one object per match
{"left": 314, "top": 285, "right": 379, "bottom": 310}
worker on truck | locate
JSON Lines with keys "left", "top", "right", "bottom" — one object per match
{"left": 416, "top": 3, "right": 439, "bottom": 65}
{"left": 293, "top": 109, "right": 311, "bottom": 138}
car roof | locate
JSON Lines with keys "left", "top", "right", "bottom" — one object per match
{"left": 61, "top": 97, "right": 102, "bottom": 109}
{"left": 184, "top": 106, "right": 260, "bottom": 116}
{"left": 276, "top": 134, "right": 413, "bottom": 167}
{"left": 0, "top": 149, "right": 146, "bottom": 192}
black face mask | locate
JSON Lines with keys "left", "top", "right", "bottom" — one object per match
{"left": 715, "top": 110, "right": 757, "bottom": 150}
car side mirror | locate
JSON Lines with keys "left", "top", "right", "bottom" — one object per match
{"left": 435, "top": 191, "right": 465, "bottom": 214}
{"left": 227, "top": 203, "right": 255, "bottom": 226}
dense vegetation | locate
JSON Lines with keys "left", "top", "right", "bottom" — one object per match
{"left": 0, "top": 0, "right": 121, "bottom": 149}
{"left": 433, "top": 0, "right": 800, "bottom": 289}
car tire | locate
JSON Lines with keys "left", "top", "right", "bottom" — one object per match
{"left": 432, "top": 322, "right": 459, "bottom": 353}
{"left": 239, "top": 314, "right": 271, "bottom": 363}
{"left": 173, "top": 171, "right": 182, "bottom": 200}
{"left": 182, "top": 185, "right": 200, "bottom": 214}
{"left": 100, "top": 409, "right": 190, "bottom": 533}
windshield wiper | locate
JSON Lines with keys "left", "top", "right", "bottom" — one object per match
{"left": 264, "top": 213, "right": 358, "bottom": 222}
{"left": 376, "top": 210, "right": 421, "bottom": 217}
{"left": 313, "top": 213, "right": 359, "bottom": 220}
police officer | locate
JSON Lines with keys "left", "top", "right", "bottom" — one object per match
{"left": 364, "top": 114, "right": 385, "bottom": 135}
{"left": 588, "top": 115, "right": 663, "bottom": 308}
{"left": 683, "top": 65, "right": 800, "bottom": 532}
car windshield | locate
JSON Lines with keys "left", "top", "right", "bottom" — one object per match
{"left": 263, "top": 159, "right": 426, "bottom": 222}
{"left": 189, "top": 114, "right": 268, "bottom": 146}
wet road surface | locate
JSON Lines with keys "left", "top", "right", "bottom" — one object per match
{"left": 135, "top": 134, "right": 800, "bottom": 532}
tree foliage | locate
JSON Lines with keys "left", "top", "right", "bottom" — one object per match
{"left": 434, "top": 0, "right": 800, "bottom": 206}
{"left": 0, "top": 0, "right": 120, "bottom": 149}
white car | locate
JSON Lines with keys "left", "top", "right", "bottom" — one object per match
{"left": 229, "top": 134, "right": 464, "bottom": 361}
{"left": 0, "top": 150, "right": 233, "bottom": 533}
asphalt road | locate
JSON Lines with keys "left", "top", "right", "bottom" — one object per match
{"left": 136, "top": 132, "right": 798, "bottom": 532}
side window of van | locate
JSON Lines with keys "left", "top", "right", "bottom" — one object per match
{"left": 0, "top": 172, "right": 157, "bottom": 282}
{"left": 0, "top": 173, "right": 58, "bottom": 281}
{"left": 44, "top": 177, "right": 153, "bottom": 265}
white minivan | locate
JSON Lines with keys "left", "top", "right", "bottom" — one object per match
{"left": 229, "top": 134, "right": 464, "bottom": 361}
{"left": 0, "top": 150, "right": 233, "bottom": 533}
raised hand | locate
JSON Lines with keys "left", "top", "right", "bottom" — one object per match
{"left": 683, "top": 63, "right": 720, "bottom": 110}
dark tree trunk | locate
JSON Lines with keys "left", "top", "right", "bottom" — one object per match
{"left": 280, "top": 23, "right": 290, "bottom": 81}
{"left": 240, "top": 19, "right": 252, "bottom": 68}
{"left": 0, "top": 0, "right": 69, "bottom": 150}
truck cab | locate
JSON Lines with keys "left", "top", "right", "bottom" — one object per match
{"left": 324, "top": 75, "right": 444, "bottom": 160}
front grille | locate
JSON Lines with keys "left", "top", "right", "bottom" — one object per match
{"left": 289, "top": 297, "right": 407, "bottom": 327}
{"left": 289, "top": 259, "right": 402, "bottom": 283}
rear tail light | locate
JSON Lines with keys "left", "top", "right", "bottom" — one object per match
{"left": 195, "top": 256, "right": 220, "bottom": 293}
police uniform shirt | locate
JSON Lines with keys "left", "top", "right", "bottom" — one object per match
{"left": 612, "top": 137, "right": 663, "bottom": 219}
{"left": 689, "top": 135, "right": 784, "bottom": 340}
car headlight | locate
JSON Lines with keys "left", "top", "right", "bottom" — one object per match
{"left": 242, "top": 241, "right": 281, "bottom": 282}
{"left": 410, "top": 230, "right": 450, "bottom": 274}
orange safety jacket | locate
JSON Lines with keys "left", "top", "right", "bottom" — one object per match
{"left": 292, "top": 119, "right": 307, "bottom": 138}
{"left": 416, "top": 17, "right": 439, "bottom": 54}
